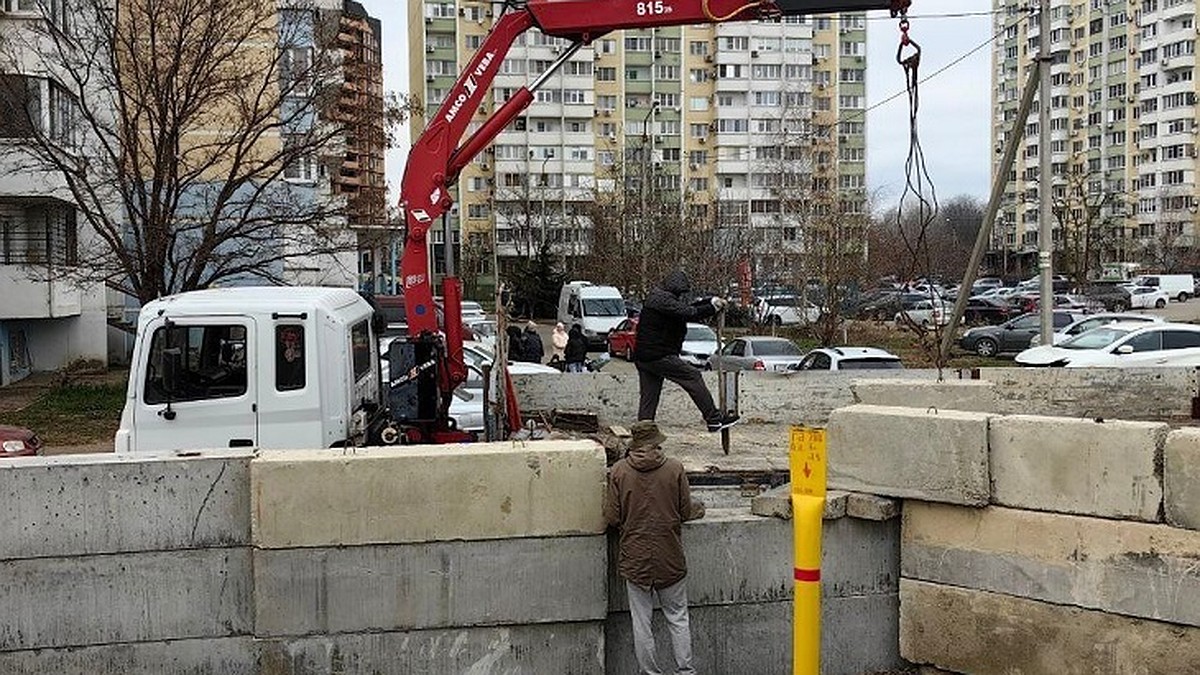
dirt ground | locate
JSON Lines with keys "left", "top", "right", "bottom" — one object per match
{"left": 0, "top": 369, "right": 127, "bottom": 456}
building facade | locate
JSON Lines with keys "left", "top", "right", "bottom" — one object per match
{"left": 408, "top": 1, "right": 869, "bottom": 298}
{"left": 990, "top": 0, "right": 1198, "bottom": 278}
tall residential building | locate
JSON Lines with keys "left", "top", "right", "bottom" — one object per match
{"left": 990, "top": 0, "right": 1198, "bottom": 278}
{"left": 408, "top": 1, "right": 869, "bottom": 297}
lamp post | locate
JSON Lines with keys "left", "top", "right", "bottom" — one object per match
{"left": 639, "top": 100, "right": 660, "bottom": 291}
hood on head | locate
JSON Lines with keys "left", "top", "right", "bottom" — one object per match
{"left": 661, "top": 270, "right": 691, "bottom": 295}
{"left": 627, "top": 444, "right": 666, "bottom": 471}
{"left": 555, "top": 322, "right": 565, "bottom": 331}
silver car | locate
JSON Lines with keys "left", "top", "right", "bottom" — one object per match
{"left": 708, "top": 336, "right": 805, "bottom": 372}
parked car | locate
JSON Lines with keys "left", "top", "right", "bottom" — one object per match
{"left": 463, "top": 319, "right": 497, "bottom": 348}
{"left": 788, "top": 347, "right": 903, "bottom": 371}
{"left": 1028, "top": 313, "right": 1165, "bottom": 346}
{"left": 958, "top": 311, "right": 1088, "bottom": 357}
{"left": 680, "top": 323, "right": 719, "bottom": 368}
{"left": 1, "top": 425, "right": 42, "bottom": 457}
{"left": 1015, "top": 322, "right": 1200, "bottom": 368}
{"left": 755, "top": 295, "right": 821, "bottom": 326}
{"left": 962, "top": 297, "right": 1018, "bottom": 325}
{"left": 1127, "top": 286, "right": 1170, "bottom": 310}
{"left": 895, "top": 299, "right": 952, "bottom": 328}
{"left": 708, "top": 336, "right": 805, "bottom": 372}
{"left": 607, "top": 317, "right": 638, "bottom": 360}
{"left": 1079, "top": 283, "right": 1133, "bottom": 312}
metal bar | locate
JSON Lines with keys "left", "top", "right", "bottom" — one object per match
{"left": 1037, "top": 0, "right": 1054, "bottom": 345}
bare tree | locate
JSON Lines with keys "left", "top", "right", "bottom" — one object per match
{"left": 1043, "top": 166, "right": 1129, "bottom": 288}
{"left": 0, "top": 0, "right": 413, "bottom": 304}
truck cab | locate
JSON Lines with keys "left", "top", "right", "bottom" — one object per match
{"left": 115, "top": 287, "right": 381, "bottom": 453}
{"left": 557, "top": 281, "right": 627, "bottom": 348}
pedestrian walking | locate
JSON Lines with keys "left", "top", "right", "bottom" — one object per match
{"left": 565, "top": 323, "right": 588, "bottom": 373}
{"left": 634, "top": 270, "right": 737, "bottom": 431}
{"left": 603, "top": 420, "right": 705, "bottom": 675}
{"left": 506, "top": 325, "right": 526, "bottom": 363}
{"left": 550, "top": 322, "right": 569, "bottom": 363}
{"left": 522, "top": 321, "right": 545, "bottom": 364}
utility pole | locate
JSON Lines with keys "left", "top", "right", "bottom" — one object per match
{"left": 1037, "top": 0, "right": 1054, "bottom": 344}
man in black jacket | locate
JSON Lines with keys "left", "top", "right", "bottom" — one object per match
{"left": 634, "top": 270, "right": 738, "bottom": 431}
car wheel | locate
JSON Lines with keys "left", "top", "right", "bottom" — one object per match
{"left": 974, "top": 337, "right": 999, "bottom": 357}
{"left": 1113, "top": 300, "right": 1129, "bottom": 312}
{"left": 624, "top": 345, "right": 633, "bottom": 361}
{"left": 1179, "top": 293, "right": 1190, "bottom": 303}
{"left": 921, "top": 319, "right": 931, "bottom": 329}
{"left": 1156, "top": 298, "right": 1167, "bottom": 309}
{"left": 770, "top": 315, "right": 783, "bottom": 327}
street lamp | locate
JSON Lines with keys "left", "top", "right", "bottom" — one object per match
{"left": 639, "top": 100, "right": 660, "bottom": 290}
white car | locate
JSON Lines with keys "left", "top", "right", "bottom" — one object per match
{"left": 681, "top": 323, "right": 719, "bottom": 368}
{"left": 708, "top": 336, "right": 806, "bottom": 371}
{"left": 894, "top": 300, "right": 952, "bottom": 328}
{"left": 1015, "top": 322, "right": 1200, "bottom": 368}
{"left": 756, "top": 295, "right": 821, "bottom": 326}
{"left": 788, "top": 347, "right": 903, "bottom": 371}
{"left": 1127, "top": 286, "right": 1170, "bottom": 309}
{"left": 1028, "top": 313, "right": 1165, "bottom": 346}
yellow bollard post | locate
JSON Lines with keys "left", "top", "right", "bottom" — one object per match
{"left": 790, "top": 426, "right": 827, "bottom": 675}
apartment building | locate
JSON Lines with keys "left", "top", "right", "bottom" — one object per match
{"left": 990, "top": 0, "right": 1198, "bottom": 277}
{"left": 408, "top": 1, "right": 869, "bottom": 297}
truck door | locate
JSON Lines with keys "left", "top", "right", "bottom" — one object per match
{"left": 132, "top": 317, "right": 258, "bottom": 452}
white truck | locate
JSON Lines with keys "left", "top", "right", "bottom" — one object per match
{"left": 115, "top": 287, "right": 390, "bottom": 453}
{"left": 1129, "top": 274, "right": 1194, "bottom": 303}
{"left": 557, "top": 281, "right": 627, "bottom": 348}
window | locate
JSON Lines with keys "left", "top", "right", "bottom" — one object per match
{"left": 351, "top": 321, "right": 372, "bottom": 381}
{"left": 143, "top": 324, "right": 248, "bottom": 405}
{"left": 275, "top": 325, "right": 306, "bottom": 391}
{"left": 1124, "top": 331, "right": 1162, "bottom": 353}
{"left": 283, "top": 135, "right": 316, "bottom": 182}
{"left": 281, "top": 47, "right": 314, "bottom": 95}
{"left": 0, "top": 75, "right": 38, "bottom": 139}
{"left": 1163, "top": 331, "right": 1200, "bottom": 350}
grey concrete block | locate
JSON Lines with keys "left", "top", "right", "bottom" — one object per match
{"left": 606, "top": 597, "right": 903, "bottom": 675}
{"left": 0, "top": 548, "right": 252, "bottom": 650}
{"left": 1165, "top": 428, "right": 1200, "bottom": 530}
{"left": 852, "top": 378, "right": 997, "bottom": 413}
{"left": 827, "top": 405, "right": 991, "bottom": 506}
{"left": 260, "top": 622, "right": 604, "bottom": 675}
{"left": 900, "top": 579, "right": 1200, "bottom": 675}
{"left": 609, "top": 510, "right": 898, "bottom": 611}
{"left": 902, "top": 502, "right": 1200, "bottom": 628}
{"left": 692, "top": 485, "right": 755, "bottom": 510}
{"left": 990, "top": 415, "right": 1165, "bottom": 521}
{"left": 846, "top": 492, "right": 900, "bottom": 521}
{"left": 749, "top": 485, "right": 848, "bottom": 520}
{"left": 978, "top": 367, "right": 1198, "bottom": 420}
{"left": 0, "top": 451, "right": 251, "bottom": 558}
{"left": 254, "top": 535, "right": 607, "bottom": 636}
{"left": 0, "top": 637, "right": 257, "bottom": 674}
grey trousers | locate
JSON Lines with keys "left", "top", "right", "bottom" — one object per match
{"left": 625, "top": 579, "right": 695, "bottom": 675}
{"left": 635, "top": 356, "right": 719, "bottom": 423}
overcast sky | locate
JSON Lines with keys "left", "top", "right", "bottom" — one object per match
{"left": 361, "top": 0, "right": 995, "bottom": 209}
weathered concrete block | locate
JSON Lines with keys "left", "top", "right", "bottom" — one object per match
{"left": 0, "top": 451, "right": 251, "bottom": 558}
{"left": 0, "top": 637, "right": 257, "bottom": 675}
{"left": 852, "top": 379, "right": 997, "bottom": 413}
{"left": 990, "top": 415, "right": 1165, "bottom": 521}
{"left": 846, "top": 492, "right": 900, "bottom": 521}
{"left": 251, "top": 441, "right": 606, "bottom": 548}
{"left": 900, "top": 579, "right": 1200, "bottom": 674}
{"left": 903, "top": 502, "right": 1200, "bottom": 627}
{"left": 260, "top": 622, "right": 604, "bottom": 675}
{"left": 609, "top": 510, "right": 898, "bottom": 610}
{"left": 1165, "top": 428, "right": 1200, "bottom": 530}
{"left": 255, "top": 535, "right": 607, "bottom": 636}
{"left": 0, "top": 548, "right": 252, "bottom": 650}
{"left": 750, "top": 485, "right": 848, "bottom": 520}
{"left": 827, "top": 405, "right": 991, "bottom": 505}
{"left": 979, "top": 367, "right": 1198, "bottom": 420}
{"left": 606, "top": 596, "right": 903, "bottom": 675}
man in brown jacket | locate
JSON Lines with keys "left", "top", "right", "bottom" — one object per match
{"left": 603, "top": 420, "right": 706, "bottom": 675}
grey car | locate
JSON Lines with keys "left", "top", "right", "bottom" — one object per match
{"left": 958, "top": 311, "right": 1087, "bottom": 357}
{"left": 708, "top": 336, "right": 805, "bottom": 372}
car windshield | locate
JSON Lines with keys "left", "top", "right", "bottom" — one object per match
{"left": 754, "top": 340, "right": 802, "bottom": 356}
{"left": 839, "top": 358, "right": 903, "bottom": 370}
{"left": 465, "top": 344, "right": 495, "bottom": 367}
{"left": 686, "top": 326, "right": 717, "bottom": 341}
{"left": 582, "top": 298, "right": 626, "bottom": 317}
{"left": 468, "top": 321, "right": 497, "bottom": 337}
{"left": 1061, "top": 326, "right": 1133, "bottom": 350}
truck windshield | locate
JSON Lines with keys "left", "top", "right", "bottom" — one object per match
{"left": 582, "top": 298, "right": 625, "bottom": 317}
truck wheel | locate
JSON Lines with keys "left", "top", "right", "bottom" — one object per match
{"left": 1156, "top": 298, "right": 1167, "bottom": 309}
{"left": 1179, "top": 293, "right": 1190, "bottom": 303}
{"left": 974, "top": 338, "right": 998, "bottom": 357}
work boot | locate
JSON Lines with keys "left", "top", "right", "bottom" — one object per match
{"left": 707, "top": 412, "right": 740, "bottom": 432}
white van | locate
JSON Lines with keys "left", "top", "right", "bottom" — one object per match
{"left": 1130, "top": 274, "right": 1194, "bottom": 302}
{"left": 558, "top": 281, "right": 627, "bottom": 347}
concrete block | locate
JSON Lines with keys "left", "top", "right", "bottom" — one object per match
{"left": 990, "top": 415, "right": 1165, "bottom": 521}
{"left": 851, "top": 378, "right": 997, "bottom": 413}
{"left": 259, "top": 622, "right": 604, "bottom": 675}
{"left": 0, "top": 548, "right": 252, "bottom": 650}
{"left": 606, "top": 596, "right": 903, "bottom": 675}
{"left": 900, "top": 579, "right": 1200, "bottom": 675}
{"left": 902, "top": 502, "right": 1200, "bottom": 627}
{"left": 251, "top": 441, "right": 606, "bottom": 548}
{"left": 0, "top": 637, "right": 257, "bottom": 674}
{"left": 609, "top": 511, "right": 898, "bottom": 610}
{"left": 979, "top": 366, "right": 1197, "bottom": 420}
{"left": 0, "top": 451, "right": 251, "bottom": 558}
{"left": 1165, "top": 428, "right": 1200, "bottom": 530}
{"left": 846, "top": 492, "right": 900, "bottom": 521}
{"left": 827, "top": 405, "right": 991, "bottom": 506}
{"left": 750, "top": 485, "right": 848, "bottom": 520}
{"left": 255, "top": 535, "right": 607, "bottom": 636}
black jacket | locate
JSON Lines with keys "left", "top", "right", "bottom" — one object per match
{"left": 507, "top": 327, "right": 526, "bottom": 362}
{"left": 565, "top": 326, "right": 589, "bottom": 363}
{"left": 522, "top": 329, "right": 545, "bottom": 363}
{"left": 634, "top": 271, "right": 715, "bottom": 363}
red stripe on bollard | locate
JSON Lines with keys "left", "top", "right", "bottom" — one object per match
{"left": 793, "top": 567, "right": 821, "bottom": 582}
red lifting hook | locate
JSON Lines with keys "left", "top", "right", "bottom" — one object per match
{"left": 896, "top": 17, "right": 921, "bottom": 68}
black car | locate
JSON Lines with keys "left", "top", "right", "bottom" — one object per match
{"left": 962, "top": 297, "right": 1018, "bottom": 325}
{"left": 1078, "top": 283, "right": 1132, "bottom": 312}
{"left": 958, "top": 311, "right": 1088, "bottom": 357}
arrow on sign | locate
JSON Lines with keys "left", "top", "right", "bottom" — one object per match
{"left": 803, "top": 463, "right": 812, "bottom": 478}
